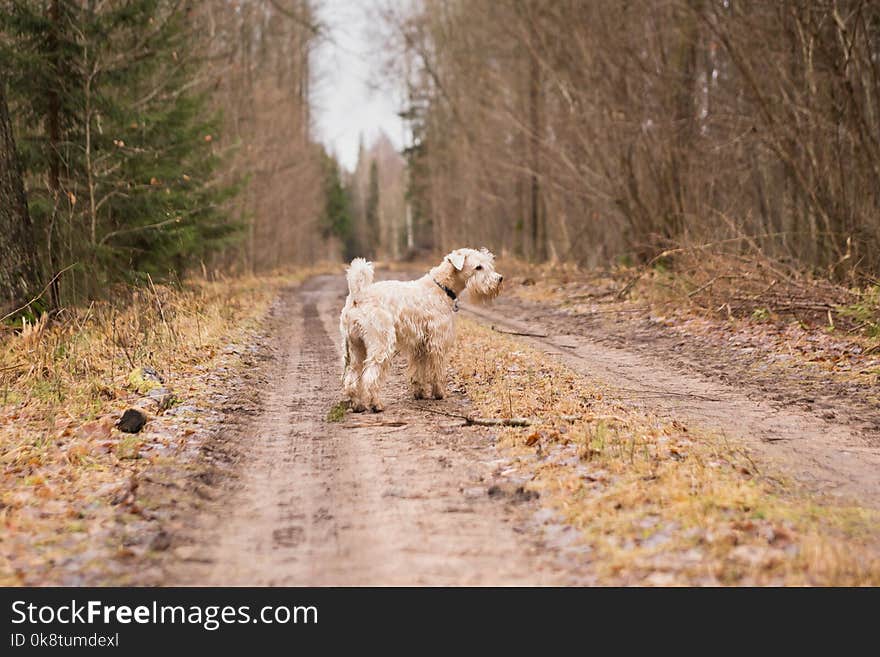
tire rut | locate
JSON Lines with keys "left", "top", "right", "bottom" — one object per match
{"left": 463, "top": 301, "right": 880, "bottom": 509}
{"left": 178, "top": 275, "right": 579, "bottom": 585}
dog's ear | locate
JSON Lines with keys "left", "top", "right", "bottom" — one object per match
{"left": 447, "top": 250, "right": 466, "bottom": 271}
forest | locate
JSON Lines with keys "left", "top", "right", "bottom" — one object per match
{"left": 2, "top": 1, "right": 880, "bottom": 590}
{"left": 4, "top": 1, "right": 880, "bottom": 315}
{"left": 0, "top": 0, "right": 340, "bottom": 316}
{"left": 386, "top": 0, "right": 880, "bottom": 279}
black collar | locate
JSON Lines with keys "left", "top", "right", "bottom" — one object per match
{"left": 433, "top": 279, "right": 457, "bottom": 301}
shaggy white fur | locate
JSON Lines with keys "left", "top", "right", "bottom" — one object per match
{"left": 339, "top": 248, "right": 504, "bottom": 412}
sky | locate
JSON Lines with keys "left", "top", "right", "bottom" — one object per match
{"left": 313, "top": 0, "right": 406, "bottom": 172}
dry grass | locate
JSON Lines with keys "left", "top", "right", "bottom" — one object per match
{"left": 503, "top": 250, "right": 879, "bottom": 335}
{"left": 449, "top": 318, "right": 880, "bottom": 585}
{"left": 0, "top": 268, "right": 330, "bottom": 418}
{"left": 499, "top": 253, "right": 880, "bottom": 389}
{"left": 0, "top": 265, "right": 336, "bottom": 585}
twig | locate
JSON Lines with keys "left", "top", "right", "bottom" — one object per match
{"left": 470, "top": 417, "right": 533, "bottom": 427}
{"left": 585, "top": 305, "right": 649, "bottom": 314}
{"left": 581, "top": 414, "right": 629, "bottom": 424}
{"left": 114, "top": 322, "right": 136, "bottom": 371}
{"left": 611, "top": 386, "right": 723, "bottom": 402}
{"left": 413, "top": 404, "right": 534, "bottom": 426}
{"left": 687, "top": 276, "right": 719, "bottom": 298}
{"left": 268, "top": 0, "right": 322, "bottom": 33}
{"left": 345, "top": 421, "right": 408, "bottom": 429}
{"left": 492, "top": 325, "right": 549, "bottom": 338}
{"left": 0, "top": 263, "right": 77, "bottom": 323}
{"left": 743, "top": 278, "right": 779, "bottom": 301}
{"left": 99, "top": 216, "right": 183, "bottom": 246}
{"left": 414, "top": 405, "right": 584, "bottom": 426}
{"left": 147, "top": 273, "right": 178, "bottom": 343}
{"left": 686, "top": 275, "right": 741, "bottom": 298}
{"left": 616, "top": 232, "right": 807, "bottom": 301}
{"left": 617, "top": 248, "right": 682, "bottom": 299}
{"left": 738, "top": 300, "right": 835, "bottom": 312}
{"left": 565, "top": 290, "right": 618, "bottom": 301}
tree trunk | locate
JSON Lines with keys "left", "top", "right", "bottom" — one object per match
{"left": 46, "top": 0, "right": 62, "bottom": 306}
{"left": 0, "top": 78, "right": 40, "bottom": 316}
{"left": 528, "top": 31, "right": 544, "bottom": 261}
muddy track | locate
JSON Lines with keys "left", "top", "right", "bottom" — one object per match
{"left": 464, "top": 298, "right": 880, "bottom": 509}
{"left": 177, "top": 275, "right": 581, "bottom": 586}
{"left": 174, "top": 272, "right": 880, "bottom": 587}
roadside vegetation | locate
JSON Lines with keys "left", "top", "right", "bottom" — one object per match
{"left": 0, "top": 268, "right": 328, "bottom": 584}
{"left": 450, "top": 319, "right": 880, "bottom": 585}
{"left": 502, "top": 251, "right": 880, "bottom": 388}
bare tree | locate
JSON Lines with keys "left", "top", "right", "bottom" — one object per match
{"left": 383, "top": 0, "right": 880, "bottom": 278}
{"left": 0, "top": 77, "right": 39, "bottom": 316}
{"left": 196, "top": 0, "right": 328, "bottom": 272}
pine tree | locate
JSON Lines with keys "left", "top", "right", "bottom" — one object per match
{"left": 365, "top": 160, "right": 381, "bottom": 258}
{"left": 320, "top": 153, "right": 356, "bottom": 260}
{"left": 0, "top": 75, "right": 40, "bottom": 317}
{"left": 399, "top": 102, "right": 433, "bottom": 251}
{"left": 0, "top": 0, "right": 238, "bottom": 303}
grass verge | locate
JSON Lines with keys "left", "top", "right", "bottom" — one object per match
{"left": 0, "top": 266, "right": 334, "bottom": 585}
{"left": 450, "top": 318, "right": 880, "bottom": 585}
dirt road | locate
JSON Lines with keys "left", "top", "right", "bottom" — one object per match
{"left": 175, "top": 272, "right": 880, "bottom": 586}
{"left": 465, "top": 298, "right": 880, "bottom": 508}
{"left": 178, "top": 275, "right": 583, "bottom": 585}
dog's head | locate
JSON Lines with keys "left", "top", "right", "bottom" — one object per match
{"left": 444, "top": 247, "right": 503, "bottom": 303}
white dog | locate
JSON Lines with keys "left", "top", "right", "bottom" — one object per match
{"left": 339, "top": 248, "right": 503, "bottom": 412}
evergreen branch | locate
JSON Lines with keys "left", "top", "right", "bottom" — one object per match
{"left": 99, "top": 217, "right": 182, "bottom": 246}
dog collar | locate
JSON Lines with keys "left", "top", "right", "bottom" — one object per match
{"left": 434, "top": 279, "right": 459, "bottom": 312}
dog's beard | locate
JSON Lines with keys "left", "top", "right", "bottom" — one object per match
{"left": 465, "top": 276, "right": 503, "bottom": 304}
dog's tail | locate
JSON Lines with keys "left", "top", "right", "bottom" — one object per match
{"left": 346, "top": 258, "right": 374, "bottom": 296}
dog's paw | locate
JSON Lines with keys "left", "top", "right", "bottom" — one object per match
{"left": 352, "top": 403, "right": 367, "bottom": 413}
{"left": 413, "top": 389, "right": 427, "bottom": 400}
{"left": 370, "top": 403, "right": 384, "bottom": 413}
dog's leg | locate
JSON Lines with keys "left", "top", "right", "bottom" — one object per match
{"left": 362, "top": 358, "right": 391, "bottom": 412}
{"left": 361, "top": 329, "right": 395, "bottom": 413}
{"left": 343, "top": 336, "right": 367, "bottom": 412}
{"left": 427, "top": 352, "right": 447, "bottom": 400}
{"left": 406, "top": 344, "right": 430, "bottom": 399}
{"left": 426, "top": 320, "right": 454, "bottom": 400}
